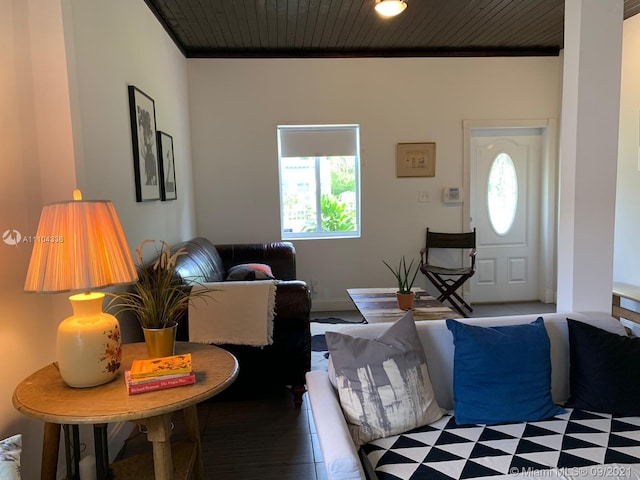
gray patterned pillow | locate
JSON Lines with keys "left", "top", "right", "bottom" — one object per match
{"left": 0, "top": 434, "right": 21, "bottom": 480}
{"left": 326, "top": 311, "right": 443, "bottom": 445}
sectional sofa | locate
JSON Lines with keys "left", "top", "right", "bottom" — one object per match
{"left": 306, "top": 311, "right": 640, "bottom": 480}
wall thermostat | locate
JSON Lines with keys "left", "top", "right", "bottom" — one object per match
{"left": 443, "top": 187, "right": 463, "bottom": 204}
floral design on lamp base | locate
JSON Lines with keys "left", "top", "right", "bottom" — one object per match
{"left": 102, "top": 325, "right": 122, "bottom": 374}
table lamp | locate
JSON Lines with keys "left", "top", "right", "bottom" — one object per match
{"left": 24, "top": 190, "right": 138, "bottom": 388}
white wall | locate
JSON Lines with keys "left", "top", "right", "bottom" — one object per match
{"left": 1, "top": 1, "right": 196, "bottom": 477}
{"left": 188, "top": 57, "right": 561, "bottom": 309}
{"left": 64, "top": 0, "right": 197, "bottom": 253}
{"left": 1, "top": 2, "right": 78, "bottom": 479}
{"left": 615, "top": 14, "right": 640, "bottom": 286}
{"left": 556, "top": 0, "right": 622, "bottom": 314}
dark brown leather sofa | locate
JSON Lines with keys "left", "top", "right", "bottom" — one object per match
{"left": 169, "top": 237, "right": 311, "bottom": 406}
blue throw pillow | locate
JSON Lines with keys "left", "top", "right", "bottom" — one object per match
{"left": 446, "top": 317, "right": 564, "bottom": 425}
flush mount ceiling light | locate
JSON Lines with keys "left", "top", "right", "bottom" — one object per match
{"left": 375, "top": 0, "right": 407, "bottom": 17}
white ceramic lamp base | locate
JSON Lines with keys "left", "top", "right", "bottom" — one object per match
{"left": 57, "top": 292, "right": 122, "bottom": 388}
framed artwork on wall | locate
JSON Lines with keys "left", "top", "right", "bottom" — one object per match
{"left": 396, "top": 142, "right": 436, "bottom": 177}
{"left": 157, "top": 131, "right": 177, "bottom": 201}
{"left": 128, "top": 85, "right": 160, "bottom": 202}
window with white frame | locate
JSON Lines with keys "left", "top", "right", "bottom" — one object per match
{"left": 277, "top": 124, "right": 361, "bottom": 240}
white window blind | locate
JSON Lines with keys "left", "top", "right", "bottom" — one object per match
{"left": 278, "top": 125, "right": 358, "bottom": 158}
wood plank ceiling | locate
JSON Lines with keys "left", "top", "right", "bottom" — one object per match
{"left": 144, "top": 0, "right": 640, "bottom": 58}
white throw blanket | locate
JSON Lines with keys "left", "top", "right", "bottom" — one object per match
{"left": 188, "top": 280, "right": 277, "bottom": 347}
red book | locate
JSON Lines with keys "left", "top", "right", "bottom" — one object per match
{"left": 124, "top": 370, "right": 196, "bottom": 395}
{"left": 127, "top": 371, "right": 192, "bottom": 386}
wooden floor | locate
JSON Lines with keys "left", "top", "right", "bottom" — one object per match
{"left": 116, "top": 302, "right": 555, "bottom": 479}
{"left": 117, "top": 388, "right": 324, "bottom": 480}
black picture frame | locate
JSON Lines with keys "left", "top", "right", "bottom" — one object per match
{"left": 128, "top": 85, "right": 160, "bottom": 202}
{"left": 157, "top": 131, "right": 177, "bottom": 201}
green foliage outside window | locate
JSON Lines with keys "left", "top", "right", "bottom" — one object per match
{"left": 330, "top": 157, "right": 355, "bottom": 197}
{"left": 320, "top": 194, "right": 355, "bottom": 231}
{"left": 302, "top": 194, "right": 355, "bottom": 232}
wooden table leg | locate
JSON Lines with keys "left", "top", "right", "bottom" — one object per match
{"left": 143, "top": 414, "right": 174, "bottom": 480}
{"left": 183, "top": 405, "right": 204, "bottom": 480}
{"left": 41, "top": 422, "right": 60, "bottom": 480}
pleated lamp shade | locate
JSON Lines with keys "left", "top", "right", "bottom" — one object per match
{"left": 24, "top": 190, "right": 137, "bottom": 387}
{"left": 24, "top": 191, "right": 137, "bottom": 293}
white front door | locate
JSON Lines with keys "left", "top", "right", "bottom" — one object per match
{"left": 468, "top": 130, "right": 542, "bottom": 303}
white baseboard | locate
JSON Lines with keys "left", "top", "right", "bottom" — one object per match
{"left": 310, "top": 298, "right": 355, "bottom": 312}
{"left": 543, "top": 289, "right": 556, "bottom": 304}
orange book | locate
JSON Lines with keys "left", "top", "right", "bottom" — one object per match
{"left": 124, "top": 370, "right": 196, "bottom": 395}
{"left": 129, "top": 353, "right": 192, "bottom": 380}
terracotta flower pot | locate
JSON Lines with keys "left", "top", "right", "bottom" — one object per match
{"left": 396, "top": 292, "right": 415, "bottom": 311}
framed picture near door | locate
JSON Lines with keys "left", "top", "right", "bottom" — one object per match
{"left": 157, "top": 131, "right": 177, "bottom": 201}
{"left": 396, "top": 142, "right": 436, "bottom": 177}
{"left": 128, "top": 85, "right": 160, "bottom": 202}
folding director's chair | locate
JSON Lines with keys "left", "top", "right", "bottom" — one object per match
{"left": 419, "top": 228, "right": 477, "bottom": 317}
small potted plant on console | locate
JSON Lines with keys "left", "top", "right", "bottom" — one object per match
{"left": 383, "top": 256, "right": 420, "bottom": 310}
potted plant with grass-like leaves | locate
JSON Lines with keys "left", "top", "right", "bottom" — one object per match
{"left": 107, "top": 240, "right": 212, "bottom": 357}
{"left": 382, "top": 256, "right": 420, "bottom": 310}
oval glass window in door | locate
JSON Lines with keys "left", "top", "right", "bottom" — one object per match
{"left": 487, "top": 153, "right": 518, "bottom": 236}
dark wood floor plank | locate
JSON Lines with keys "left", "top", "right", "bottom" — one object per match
{"left": 201, "top": 429, "right": 315, "bottom": 466}
{"left": 205, "top": 462, "right": 318, "bottom": 480}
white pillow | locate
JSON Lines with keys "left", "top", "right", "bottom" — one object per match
{"left": 0, "top": 434, "right": 21, "bottom": 480}
{"left": 325, "top": 311, "right": 443, "bottom": 445}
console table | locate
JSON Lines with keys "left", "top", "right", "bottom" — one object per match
{"left": 612, "top": 281, "right": 640, "bottom": 326}
{"left": 13, "top": 342, "right": 238, "bottom": 480}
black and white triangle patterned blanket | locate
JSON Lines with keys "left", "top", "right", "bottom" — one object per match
{"left": 361, "top": 408, "right": 640, "bottom": 480}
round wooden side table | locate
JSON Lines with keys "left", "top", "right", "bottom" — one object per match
{"left": 13, "top": 342, "right": 238, "bottom": 480}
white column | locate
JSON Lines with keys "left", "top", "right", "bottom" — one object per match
{"left": 557, "top": 0, "right": 623, "bottom": 313}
